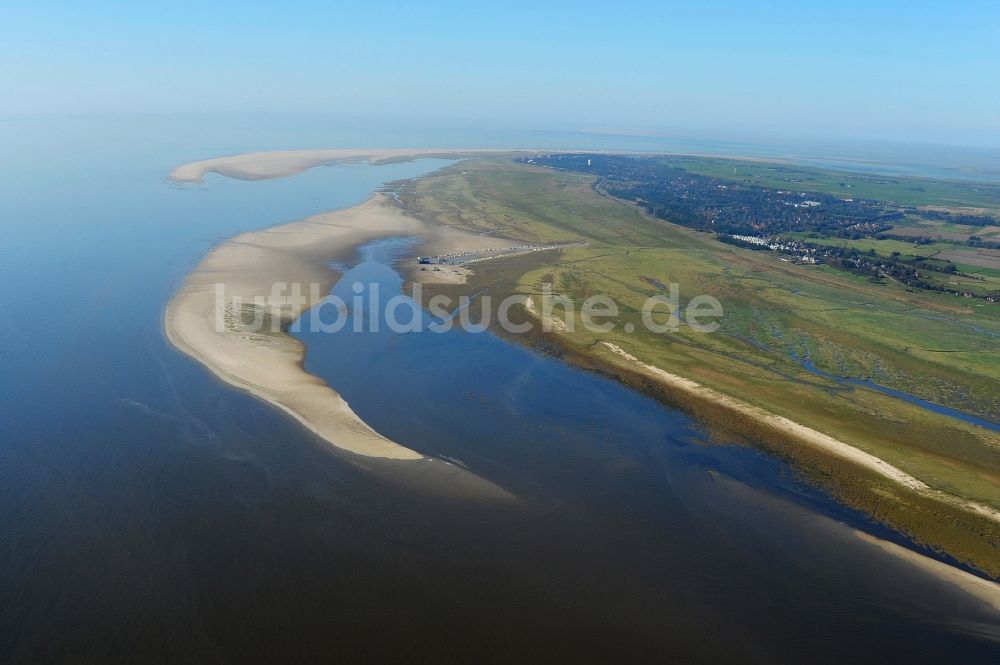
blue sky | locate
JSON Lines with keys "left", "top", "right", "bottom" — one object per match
{"left": 2, "top": 1, "right": 998, "bottom": 146}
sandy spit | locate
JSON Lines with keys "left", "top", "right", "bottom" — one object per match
{"left": 165, "top": 191, "right": 515, "bottom": 499}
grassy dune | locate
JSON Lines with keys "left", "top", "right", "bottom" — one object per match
{"left": 402, "top": 159, "right": 1000, "bottom": 575}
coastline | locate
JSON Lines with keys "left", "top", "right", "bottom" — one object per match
{"left": 511, "top": 294, "right": 1000, "bottom": 526}
{"left": 398, "top": 158, "right": 1000, "bottom": 578}
{"left": 165, "top": 149, "right": 1000, "bottom": 594}
{"left": 164, "top": 166, "right": 517, "bottom": 498}
{"left": 852, "top": 530, "right": 1000, "bottom": 614}
{"left": 510, "top": 291, "right": 1000, "bottom": 600}
{"left": 598, "top": 342, "right": 1000, "bottom": 525}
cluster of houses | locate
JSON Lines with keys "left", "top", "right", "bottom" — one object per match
{"left": 722, "top": 234, "right": 819, "bottom": 264}
{"left": 845, "top": 221, "right": 887, "bottom": 234}
{"left": 783, "top": 199, "right": 822, "bottom": 209}
{"left": 773, "top": 190, "right": 823, "bottom": 208}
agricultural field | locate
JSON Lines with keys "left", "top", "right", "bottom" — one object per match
{"left": 660, "top": 155, "right": 1000, "bottom": 213}
{"left": 530, "top": 153, "right": 1000, "bottom": 302}
{"left": 778, "top": 232, "right": 1000, "bottom": 294}
{"left": 781, "top": 232, "right": 952, "bottom": 257}
{"left": 887, "top": 221, "right": 1000, "bottom": 243}
{"left": 402, "top": 158, "right": 1000, "bottom": 575}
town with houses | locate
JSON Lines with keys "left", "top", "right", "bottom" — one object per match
{"left": 529, "top": 154, "right": 999, "bottom": 301}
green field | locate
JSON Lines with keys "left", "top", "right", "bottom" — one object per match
{"left": 402, "top": 159, "right": 1000, "bottom": 576}
{"left": 888, "top": 216, "right": 1000, "bottom": 242}
{"left": 779, "top": 233, "right": 1000, "bottom": 297}
{"left": 782, "top": 232, "right": 952, "bottom": 256}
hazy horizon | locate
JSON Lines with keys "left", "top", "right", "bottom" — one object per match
{"left": 3, "top": 1, "right": 998, "bottom": 148}
{"left": 3, "top": 112, "right": 1000, "bottom": 187}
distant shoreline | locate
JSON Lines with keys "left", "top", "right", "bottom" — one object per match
{"left": 168, "top": 148, "right": 527, "bottom": 183}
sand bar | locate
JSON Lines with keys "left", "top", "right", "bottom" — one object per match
{"left": 165, "top": 180, "right": 516, "bottom": 498}
{"left": 169, "top": 148, "right": 524, "bottom": 183}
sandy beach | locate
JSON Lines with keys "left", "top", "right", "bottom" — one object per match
{"left": 852, "top": 530, "right": 1000, "bottom": 613}
{"left": 165, "top": 183, "right": 515, "bottom": 498}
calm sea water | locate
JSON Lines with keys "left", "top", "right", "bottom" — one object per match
{"left": 1, "top": 116, "right": 999, "bottom": 664}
